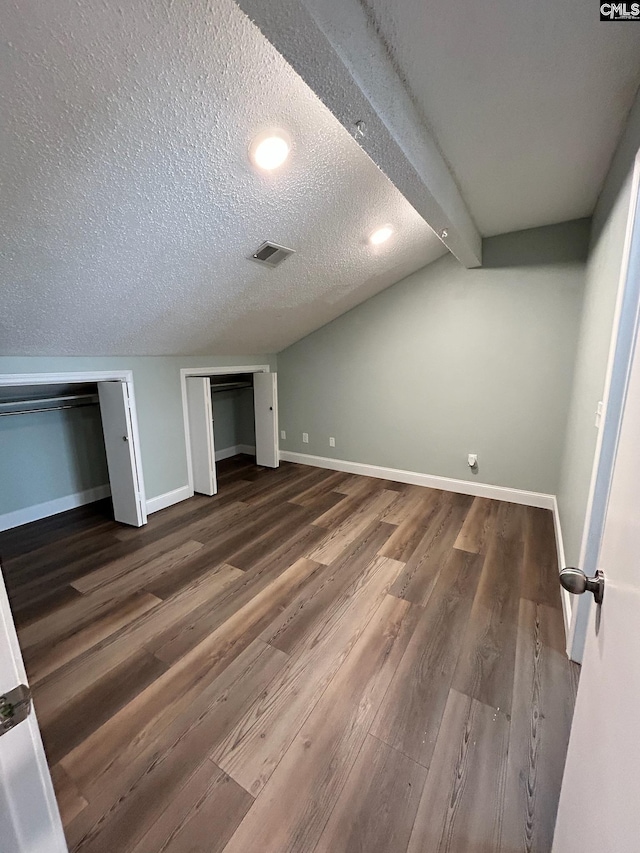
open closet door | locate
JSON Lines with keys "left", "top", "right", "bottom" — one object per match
{"left": 97, "top": 382, "right": 147, "bottom": 527}
{"left": 0, "top": 569, "right": 68, "bottom": 853}
{"left": 254, "top": 372, "right": 279, "bottom": 468}
{"left": 186, "top": 376, "right": 217, "bottom": 496}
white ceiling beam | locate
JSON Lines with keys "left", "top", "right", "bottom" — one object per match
{"left": 235, "top": 0, "right": 482, "bottom": 267}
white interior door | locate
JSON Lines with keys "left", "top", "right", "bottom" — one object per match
{"left": 552, "top": 161, "right": 640, "bottom": 853}
{"left": 186, "top": 376, "right": 217, "bottom": 496}
{"left": 254, "top": 372, "right": 279, "bottom": 468}
{"left": 0, "top": 569, "right": 67, "bottom": 852}
{"left": 97, "top": 381, "right": 146, "bottom": 526}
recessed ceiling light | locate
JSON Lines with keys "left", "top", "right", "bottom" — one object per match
{"left": 369, "top": 225, "right": 393, "bottom": 245}
{"left": 250, "top": 131, "right": 291, "bottom": 171}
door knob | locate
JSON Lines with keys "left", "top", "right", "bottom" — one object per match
{"left": 122, "top": 435, "right": 128, "bottom": 442}
{"left": 559, "top": 567, "right": 605, "bottom": 605}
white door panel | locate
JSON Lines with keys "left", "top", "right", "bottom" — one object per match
{"left": 553, "top": 154, "right": 640, "bottom": 852}
{"left": 0, "top": 571, "right": 67, "bottom": 852}
{"left": 554, "top": 586, "right": 640, "bottom": 852}
{"left": 554, "top": 341, "right": 640, "bottom": 850}
{"left": 97, "top": 382, "right": 146, "bottom": 526}
{"left": 186, "top": 376, "right": 217, "bottom": 495}
{"left": 254, "top": 372, "right": 278, "bottom": 468}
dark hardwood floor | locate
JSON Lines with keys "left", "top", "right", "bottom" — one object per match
{"left": 0, "top": 456, "right": 579, "bottom": 853}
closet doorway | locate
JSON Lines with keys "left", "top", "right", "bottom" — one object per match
{"left": 182, "top": 366, "right": 278, "bottom": 496}
{"left": 0, "top": 371, "right": 147, "bottom": 530}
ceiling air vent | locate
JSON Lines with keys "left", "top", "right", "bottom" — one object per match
{"left": 250, "top": 241, "right": 295, "bottom": 268}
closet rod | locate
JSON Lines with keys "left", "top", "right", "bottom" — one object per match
{"left": 0, "top": 401, "right": 99, "bottom": 417}
{"left": 0, "top": 393, "right": 97, "bottom": 407}
{"left": 210, "top": 383, "right": 252, "bottom": 393}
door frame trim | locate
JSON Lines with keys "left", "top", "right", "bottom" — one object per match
{"left": 568, "top": 148, "right": 640, "bottom": 662}
{"left": 0, "top": 370, "right": 135, "bottom": 385}
{"left": 180, "top": 364, "right": 272, "bottom": 495}
{"left": 0, "top": 369, "right": 147, "bottom": 529}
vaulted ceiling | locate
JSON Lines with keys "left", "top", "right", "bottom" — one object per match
{"left": 1, "top": 0, "right": 639, "bottom": 356}
{"left": 360, "top": 0, "right": 640, "bottom": 236}
{"left": 0, "top": 0, "right": 445, "bottom": 355}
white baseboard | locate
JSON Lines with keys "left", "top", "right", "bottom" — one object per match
{"left": 215, "top": 444, "right": 256, "bottom": 461}
{"left": 552, "top": 496, "right": 573, "bottom": 650}
{"left": 279, "top": 451, "right": 555, "bottom": 509}
{"left": 0, "top": 484, "right": 111, "bottom": 532}
{"left": 146, "top": 485, "right": 193, "bottom": 515}
{"left": 146, "top": 450, "right": 255, "bottom": 513}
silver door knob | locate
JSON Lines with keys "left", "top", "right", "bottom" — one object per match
{"left": 559, "top": 567, "right": 605, "bottom": 605}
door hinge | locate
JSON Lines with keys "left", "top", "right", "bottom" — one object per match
{"left": 0, "top": 684, "right": 32, "bottom": 735}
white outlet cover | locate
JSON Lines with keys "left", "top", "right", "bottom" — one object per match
{"left": 303, "top": 432, "right": 309, "bottom": 443}
{"left": 280, "top": 429, "right": 286, "bottom": 439}
{"left": 329, "top": 437, "right": 335, "bottom": 447}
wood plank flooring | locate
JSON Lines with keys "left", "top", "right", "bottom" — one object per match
{"left": 0, "top": 455, "right": 580, "bottom": 853}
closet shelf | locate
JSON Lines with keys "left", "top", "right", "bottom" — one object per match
{"left": 210, "top": 382, "right": 252, "bottom": 393}
{"left": 0, "top": 394, "right": 99, "bottom": 417}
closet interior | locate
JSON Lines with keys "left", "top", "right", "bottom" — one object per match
{"left": 0, "top": 380, "right": 146, "bottom": 531}
{"left": 0, "top": 383, "right": 110, "bottom": 529}
{"left": 186, "top": 370, "right": 279, "bottom": 496}
{"left": 210, "top": 373, "right": 257, "bottom": 459}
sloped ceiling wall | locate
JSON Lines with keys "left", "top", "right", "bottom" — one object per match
{"left": 0, "top": 0, "right": 445, "bottom": 356}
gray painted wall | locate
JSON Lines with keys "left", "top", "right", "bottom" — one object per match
{"left": 0, "top": 355, "right": 274, "bottom": 515}
{"left": 237, "top": 388, "right": 256, "bottom": 447}
{"left": 0, "top": 406, "right": 109, "bottom": 515}
{"left": 212, "top": 387, "right": 255, "bottom": 452}
{"left": 557, "top": 89, "right": 640, "bottom": 566}
{"left": 278, "top": 220, "right": 589, "bottom": 495}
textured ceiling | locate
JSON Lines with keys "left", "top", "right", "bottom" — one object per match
{"left": 0, "top": 0, "right": 445, "bottom": 356}
{"left": 362, "top": 0, "right": 640, "bottom": 237}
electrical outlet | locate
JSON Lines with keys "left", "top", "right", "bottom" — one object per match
{"left": 302, "top": 432, "right": 309, "bottom": 443}
{"left": 280, "top": 429, "right": 286, "bottom": 440}
{"left": 329, "top": 437, "right": 335, "bottom": 447}
{"left": 468, "top": 453, "right": 478, "bottom": 468}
